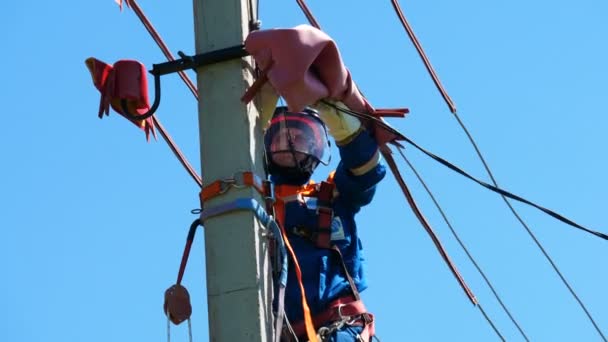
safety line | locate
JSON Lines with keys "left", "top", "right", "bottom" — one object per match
{"left": 388, "top": 2, "right": 608, "bottom": 338}
{"left": 398, "top": 148, "right": 530, "bottom": 341}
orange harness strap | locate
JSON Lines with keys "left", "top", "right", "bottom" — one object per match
{"left": 273, "top": 188, "right": 319, "bottom": 342}
{"left": 200, "top": 171, "right": 270, "bottom": 203}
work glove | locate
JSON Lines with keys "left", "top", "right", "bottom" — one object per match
{"left": 312, "top": 100, "right": 362, "bottom": 144}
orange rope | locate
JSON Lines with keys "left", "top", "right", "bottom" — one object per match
{"left": 117, "top": 0, "right": 202, "bottom": 187}
{"left": 294, "top": 0, "right": 321, "bottom": 29}
{"left": 390, "top": 0, "right": 456, "bottom": 113}
{"left": 153, "top": 118, "right": 202, "bottom": 187}
{"left": 122, "top": 0, "right": 198, "bottom": 99}
{"left": 274, "top": 200, "right": 319, "bottom": 342}
{"left": 381, "top": 145, "right": 477, "bottom": 305}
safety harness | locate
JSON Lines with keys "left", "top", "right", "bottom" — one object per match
{"left": 273, "top": 174, "right": 375, "bottom": 341}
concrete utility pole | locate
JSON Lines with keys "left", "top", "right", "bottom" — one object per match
{"left": 193, "top": 0, "right": 273, "bottom": 341}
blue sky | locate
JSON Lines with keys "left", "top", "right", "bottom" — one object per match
{"left": 1, "top": 1, "right": 607, "bottom": 341}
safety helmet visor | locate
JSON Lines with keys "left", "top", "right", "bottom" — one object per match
{"left": 264, "top": 109, "right": 330, "bottom": 167}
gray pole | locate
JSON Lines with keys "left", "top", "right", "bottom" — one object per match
{"left": 192, "top": 0, "right": 274, "bottom": 340}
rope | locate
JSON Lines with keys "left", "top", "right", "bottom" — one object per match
{"left": 380, "top": 145, "right": 478, "bottom": 305}
{"left": 153, "top": 117, "right": 202, "bottom": 187}
{"left": 117, "top": 0, "right": 202, "bottom": 187}
{"left": 398, "top": 148, "right": 530, "bottom": 341}
{"left": 167, "top": 311, "right": 171, "bottom": 342}
{"left": 450, "top": 113, "right": 608, "bottom": 341}
{"left": 294, "top": 0, "right": 321, "bottom": 29}
{"left": 323, "top": 101, "right": 608, "bottom": 241}
{"left": 389, "top": 0, "right": 456, "bottom": 113}
{"left": 166, "top": 311, "right": 193, "bottom": 342}
{"left": 122, "top": 0, "right": 198, "bottom": 98}
{"left": 388, "top": 3, "right": 607, "bottom": 337}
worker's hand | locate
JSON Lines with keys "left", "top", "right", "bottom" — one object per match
{"left": 258, "top": 81, "right": 279, "bottom": 128}
{"left": 313, "top": 100, "right": 361, "bottom": 143}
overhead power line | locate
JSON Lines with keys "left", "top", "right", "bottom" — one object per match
{"left": 388, "top": 1, "right": 607, "bottom": 339}
{"left": 398, "top": 148, "right": 530, "bottom": 341}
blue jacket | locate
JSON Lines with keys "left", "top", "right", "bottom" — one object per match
{"left": 273, "top": 129, "right": 386, "bottom": 323}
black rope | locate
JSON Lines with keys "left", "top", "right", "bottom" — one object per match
{"left": 397, "top": 148, "right": 530, "bottom": 341}
{"left": 449, "top": 112, "right": 608, "bottom": 341}
{"left": 320, "top": 100, "right": 608, "bottom": 241}
{"left": 402, "top": 134, "right": 607, "bottom": 239}
{"left": 398, "top": 148, "right": 530, "bottom": 342}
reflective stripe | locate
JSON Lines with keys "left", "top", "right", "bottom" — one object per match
{"left": 350, "top": 150, "right": 380, "bottom": 176}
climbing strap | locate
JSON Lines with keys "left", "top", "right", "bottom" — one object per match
{"left": 200, "top": 197, "right": 291, "bottom": 342}
{"left": 200, "top": 197, "right": 289, "bottom": 290}
{"left": 200, "top": 171, "right": 271, "bottom": 203}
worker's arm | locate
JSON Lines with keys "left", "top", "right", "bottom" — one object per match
{"left": 313, "top": 101, "right": 386, "bottom": 209}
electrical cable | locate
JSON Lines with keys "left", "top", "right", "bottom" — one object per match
{"left": 153, "top": 117, "right": 202, "bottom": 187}
{"left": 285, "top": 0, "right": 520, "bottom": 335}
{"left": 119, "top": 0, "right": 606, "bottom": 339}
{"left": 389, "top": 0, "right": 455, "bottom": 113}
{"left": 122, "top": 0, "right": 198, "bottom": 98}
{"left": 324, "top": 100, "right": 607, "bottom": 241}
{"left": 388, "top": 2, "right": 607, "bottom": 339}
{"left": 119, "top": 0, "right": 202, "bottom": 187}
{"left": 477, "top": 303, "right": 506, "bottom": 341}
{"left": 397, "top": 148, "right": 530, "bottom": 341}
{"left": 451, "top": 112, "right": 608, "bottom": 342}
{"left": 294, "top": 0, "right": 321, "bottom": 29}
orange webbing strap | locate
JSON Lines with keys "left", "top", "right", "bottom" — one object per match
{"left": 380, "top": 145, "right": 478, "bottom": 304}
{"left": 274, "top": 195, "right": 319, "bottom": 342}
{"left": 200, "top": 171, "right": 269, "bottom": 203}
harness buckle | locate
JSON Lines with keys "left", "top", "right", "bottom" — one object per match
{"left": 337, "top": 304, "right": 357, "bottom": 325}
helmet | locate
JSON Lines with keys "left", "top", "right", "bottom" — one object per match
{"left": 264, "top": 107, "right": 330, "bottom": 184}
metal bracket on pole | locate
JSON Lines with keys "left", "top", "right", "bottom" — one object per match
{"left": 121, "top": 44, "right": 249, "bottom": 120}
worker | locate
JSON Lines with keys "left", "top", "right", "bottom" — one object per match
{"left": 263, "top": 101, "right": 385, "bottom": 341}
